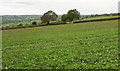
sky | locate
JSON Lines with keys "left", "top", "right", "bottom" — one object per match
{"left": 0, "top": 0, "right": 119, "bottom": 15}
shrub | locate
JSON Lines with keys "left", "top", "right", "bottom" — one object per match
{"left": 50, "top": 21, "right": 66, "bottom": 24}
{"left": 25, "top": 24, "right": 29, "bottom": 26}
{"left": 32, "top": 21, "right": 37, "bottom": 25}
{"left": 17, "top": 24, "right": 23, "bottom": 27}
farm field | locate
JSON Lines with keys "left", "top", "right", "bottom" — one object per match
{"left": 82, "top": 16, "right": 119, "bottom": 20}
{"left": 74, "top": 16, "right": 119, "bottom": 22}
{"left": 2, "top": 20, "right": 118, "bottom": 69}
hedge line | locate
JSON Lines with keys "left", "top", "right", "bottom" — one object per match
{"left": 1, "top": 22, "right": 66, "bottom": 30}
{"left": 73, "top": 17, "right": 120, "bottom": 23}
{"left": 1, "top": 17, "right": 119, "bottom": 30}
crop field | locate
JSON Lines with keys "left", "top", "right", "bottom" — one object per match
{"left": 83, "top": 16, "right": 119, "bottom": 20}
{"left": 74, "top": 16, "right": 119, "bottom": 22}
{"left": 2, "top": 20, "right": 118, "bottom": 69}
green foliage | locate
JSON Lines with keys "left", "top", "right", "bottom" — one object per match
{"left": 67, "top": 9, "right": 80, "bottom": 21}
{"left": 2, "top": 20, "right": 118, "bottom": 69}
{"left": 17, "top": 24, "right": 23, "bottom": 27}
{"left": 61, "top": 14, "right": 69, "bottom": 22}
{"left": 32, "top": 21, "right": 37, "bottom": 25}
{"left": 50, "top": 21, "right": 66, "bottom": 24}
{"left": 83, "top": 13, "right": 120, "bottom": 19}
{"left": 61, "top": 9, "right": 80, "bottom": 22}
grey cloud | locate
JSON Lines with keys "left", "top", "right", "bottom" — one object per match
{"left": 0, "top": 0, "right": 119, "bottom": 15}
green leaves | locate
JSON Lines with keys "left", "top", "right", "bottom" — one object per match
{"left": 2, "top": 20, "right": 118, "bottom": 69}
{"left": 61, "top": 9, "right": 80, "bottom": 22}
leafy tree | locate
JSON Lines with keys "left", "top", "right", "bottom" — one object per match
{"left": 61, "top": 9, "right": 80, "bottom": 22}
{"left": 41, "top": 10, "right": 58, "bottom": 24}
{"left": 61, "top": 14, "right": 69, "bottom": 22}
{"left": 67, "top": 9, "right": 80, "bottom": 21}
{"left": 90, "top": 14, "right": 95, "bottom": 17}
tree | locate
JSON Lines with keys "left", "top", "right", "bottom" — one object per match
{"left": 90, "top": 14, "right": 94, "bottom": 17}
{"left": 61, "top": 9, "right": 80, "bottom": 22}
{"left": 61, "top": 14, "right": 68, "bottom": 22}
{"left": 41, "top": 10, "right": 58, "bottom": 24}
{"left": 67, "top": 9, "right": 80, "bottom": 21}
{"left": 95, "top": 14, "right": 99, "bottom": 17}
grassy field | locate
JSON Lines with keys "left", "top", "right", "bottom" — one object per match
{"left": 74, "top": 16, "right": 119, "bottom": 22}
{"left": 83, "top": 16, "right": 119, "bottom": 20}
{"left": 2, "top": 20, "right": 118, "bottom": 69}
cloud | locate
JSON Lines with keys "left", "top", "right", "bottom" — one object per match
{"left": 0, "top": 0, "right": 119, "bottom": 15}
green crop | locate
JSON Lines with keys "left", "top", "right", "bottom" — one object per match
{"left": 2, "top": 20, "right": 118, "bottom": 69}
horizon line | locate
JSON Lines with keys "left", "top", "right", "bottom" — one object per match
{"left": 0, "top": 12, "right": 119, "bottom": 16}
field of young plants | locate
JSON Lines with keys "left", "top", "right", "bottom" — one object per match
{"left": 2, "top": 20, "right": 118, "bottom": 69}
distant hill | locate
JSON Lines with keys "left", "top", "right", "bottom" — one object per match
{"left": 2, "top": 15, "right": 86, "bottom": 24}
{"left": 2, "top": 15, "right": 42, "bottom": 24}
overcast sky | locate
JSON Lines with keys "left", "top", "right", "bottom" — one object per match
{"left": 0, "top": 0, "right": 119, "bottom": 15}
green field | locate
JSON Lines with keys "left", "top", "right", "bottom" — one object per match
{"left": 2, "top": 20, "right": 118, "bottom": 69}
{"left": 83, "top": 16, "right": 119, "bottom": 20}
{"left": 74, "top": 16, "right": 119, "bottom": 22}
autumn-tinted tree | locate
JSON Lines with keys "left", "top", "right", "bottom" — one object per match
{"left": 41, "top": 10, "right": 58, "bottom": 24}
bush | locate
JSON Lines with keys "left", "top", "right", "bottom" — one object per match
{"left": 10, "top": 25, "right": 15, "bottom": 28}
{"left": 32, "top": 21, "right": 37, "bottom": 25}
{"left": 50, "top": 21, "right": 66, "bottom": 24}
{"left": 25, "top": 24, "right": 29, "bottom": 26}
{"left": 17, "top": 24, "right": 23, "bottom": 27}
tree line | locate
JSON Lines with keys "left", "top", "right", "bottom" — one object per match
{"left": 41, "top": 9, "right": 120, "bottom": 24}
{"left": 2, "top": 9, "right": 119, "bottom": 25}
{"left": 41, "top": 9, "right": 80, "bottom": 24}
